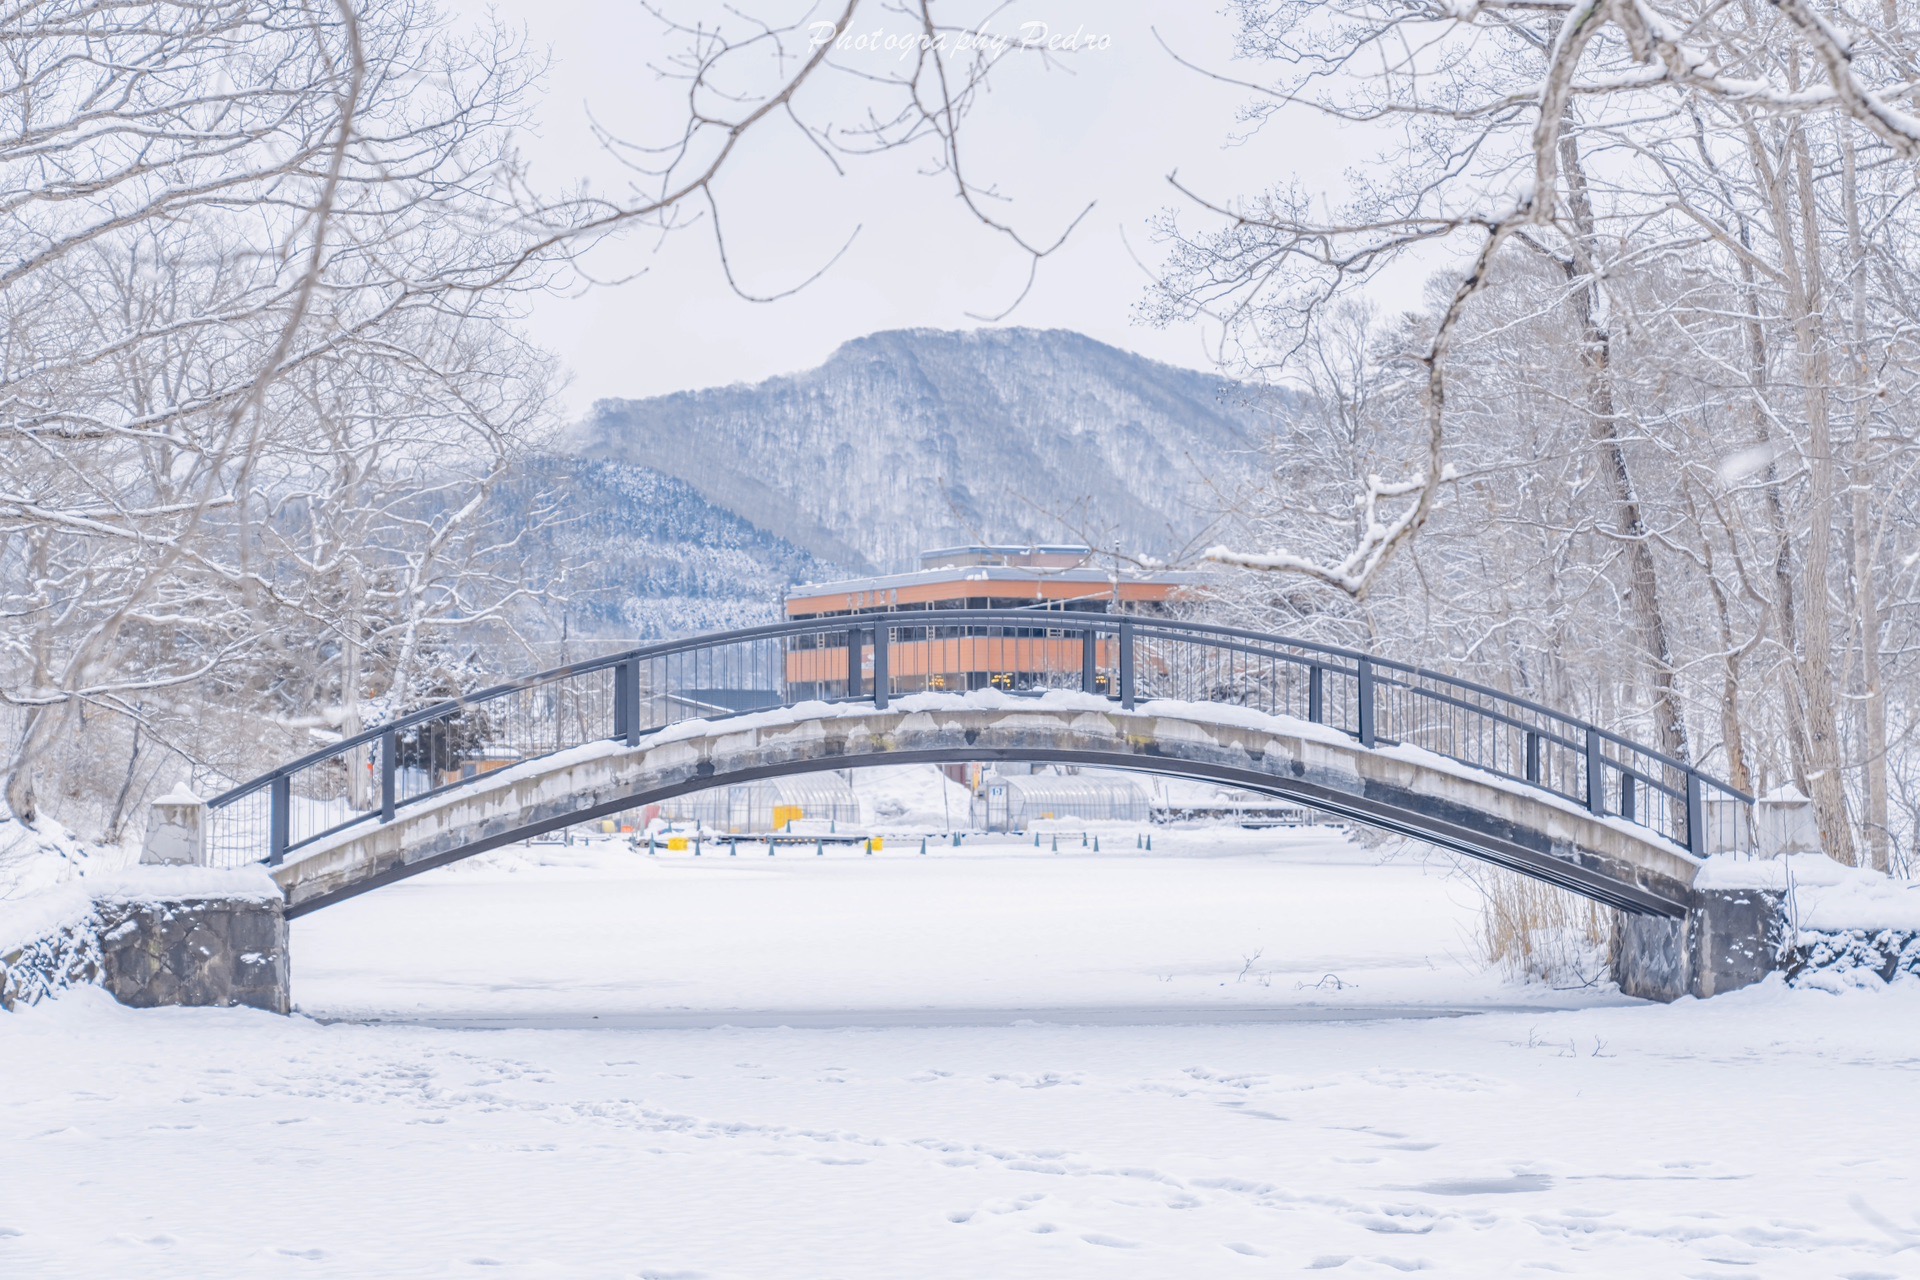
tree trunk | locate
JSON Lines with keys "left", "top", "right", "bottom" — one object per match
{"left": 1558, "top": 134, "right": 1689, "bottom": 765}
{"left": 1782, "top": 124, "right": 1857, "bottom": 865}
{"left": 1839, "top": 127, "right": 1892, "bottom": 872}
{"left": 1728, "top": 183, "right": 1811, "bottom": 799}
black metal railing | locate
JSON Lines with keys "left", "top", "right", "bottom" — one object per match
{"left": 203, "top": 611, "right": 1752, "bottom": 868}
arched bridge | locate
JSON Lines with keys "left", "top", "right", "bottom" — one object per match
{"left": 200, "top": 612, "right": 1751, "bottom": 919}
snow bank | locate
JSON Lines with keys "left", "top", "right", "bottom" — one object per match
{"left": 0, "top": 882, "right": 95, "bottom": 957}
{"left": 849, "top": 764, "right": 973, "bottom": 830}
{"left": 0, "top": 813, "right": 111, "bottom": 898}
{"left": 0, "top": 883, "right": 101, "bottom": 1010}
{"left": 1697, "top": 853, "right": 1920, "bottom": 931}
{"left": 82, "top": 864, "right": 282, "bottom": 905}
{"left": 1, "top": 839, "right": 280, "bottom": 1012}
{"left": 1793, "top": 931, "right": 1920, "bottom": 992}
{"left": 1, "top": 814, "right": 110, "bottom": 1008}
{"left": 1696, "top": 854, "right": 1920, "bottom": 991}
{"left": 1696, "top": 851, "right": 1845, "bottom": 890}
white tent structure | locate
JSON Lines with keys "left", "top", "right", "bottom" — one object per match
{"left": 973, "top": 771, "right": 1151, "bottom": 831}
{"left": 659, "top": 776, "right": 862, "bottom": 833}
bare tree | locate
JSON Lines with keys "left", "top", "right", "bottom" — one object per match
{"left": 0, "top": 0, "right": 1092, "bottom": 848}
{"left": 1139, "top": 1, "right": 1920, "bottom": 870}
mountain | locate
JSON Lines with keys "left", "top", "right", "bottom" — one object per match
{"left": 497, "top": 456, "right": 835, "bottom": 641}
{"left": 566, "top": 328, "right": 1274, "bottom": 573}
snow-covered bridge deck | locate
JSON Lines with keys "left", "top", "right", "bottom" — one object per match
{"left": 196, "top": 611, "right": 1749, "bottom": 918}
{"left": 268, "top": 693, "right": 1707, "bottom": 917}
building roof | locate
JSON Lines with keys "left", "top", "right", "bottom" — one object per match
{"left": 785, "top": 562, "right": 1200, "bottom": 613}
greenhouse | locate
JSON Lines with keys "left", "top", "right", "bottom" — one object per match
{"left": 657, "top": 776, "right": 862, "bottom": 833}
{"left": 972, "top": 771, "right": 1151, "bottom": 831}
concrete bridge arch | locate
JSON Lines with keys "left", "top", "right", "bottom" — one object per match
{"left": 269, "top": 693, "right": 1702, "bottom": 920}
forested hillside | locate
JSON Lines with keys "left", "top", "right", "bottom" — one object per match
{"left": 569, "top": 328, "right": 1276, "bottom": 572}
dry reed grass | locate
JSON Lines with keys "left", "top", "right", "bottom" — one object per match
{"left": 1466, "top": 863, "right": 1619, "bottom": 988}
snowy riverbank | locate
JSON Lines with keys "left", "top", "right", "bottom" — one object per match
{"left": 3, "top": 976, "right": 1916, "bottom": 1275}
{"left": 3, "top": 829, "right": 1918, "bottom": 1275}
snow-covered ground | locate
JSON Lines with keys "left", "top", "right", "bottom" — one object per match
{"left": 289, "top": 827, "right": 1572, "bottom": 1023}
{"left": 3, "top": 822, "right": 1918, "bottom": 1277}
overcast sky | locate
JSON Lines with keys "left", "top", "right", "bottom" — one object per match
{"left": 466, "top": 2, "right": 1363, "bottom": 414}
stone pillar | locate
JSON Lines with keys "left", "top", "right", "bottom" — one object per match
{"left": 1701, "top": 792, "right": 1753, "bottom": 856}
{"left": 1754, "top": 786, "right": 1820, "bottom": 858}
{"left": 141, "top": 786, "right": 207, "bottom": 866}
{"left": 97, "top": 895, "right": 289, "bottom": 1014}
{"left": 1612, "top": 888, "right": 1790, "bottom": 1001}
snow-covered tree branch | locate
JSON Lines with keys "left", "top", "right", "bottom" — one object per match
{"left": 1147, "top": 0, "right": 1920, "bottom": 869}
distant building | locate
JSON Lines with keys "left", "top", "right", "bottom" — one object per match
{"left": 784, "top": 544, "right": 1190, "bottom": 619}
{"left": 783, "top": 544, "right": 1197, "bottom": 700}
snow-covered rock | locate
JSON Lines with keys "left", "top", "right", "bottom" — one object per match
{"left": 1695, "top": 853, "right": 1920, "bottom": 931}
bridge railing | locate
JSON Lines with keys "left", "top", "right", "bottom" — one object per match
{"left": 203, "top": 610, "right": 1751, "bottom": 868}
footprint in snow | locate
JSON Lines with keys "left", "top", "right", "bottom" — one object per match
{"left": 981, "top": 1196, "right": 1041, "bottom": 1215}
{"left": 1404, "top": 1173, "right": 1552, "bottom": 1196}
{"left": 1080, "top": 1233, "right": 1138, "bottom": 1249}
{"left": 1348, "top": 1206, "right": 1439, "bottom": 1235}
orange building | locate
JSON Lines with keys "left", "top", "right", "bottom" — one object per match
{"left": 783, "top": 544, "right": 1196, "bottom": 700}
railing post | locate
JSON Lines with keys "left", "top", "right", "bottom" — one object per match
{"left": 1307, "top": 665, "right": 1324, "bottom": 724}
{"left": 380, "top": 728, "right": 397, "bottom": 823}
{"left": 1118, "top": 619, "right": 1135, "bottom": 710}
{"left": 615, "top": 657, "right": 641, "bottom": 747}
{"left": 1081, "top": 626, "right": 1098, "bottom": 695}
{"left": 1686, "top": 772, "right": 1706, "bottom": 857}
{"left": 1585, "top": 727, "right": 1606, "bottom": 814}
{"left": 1620, "top": 771, "right": 1636, "bottom": 824}
{"left": 846, "top": 627, "right": 863, "bottom": 700}
{"left": 873, "top": 622, "right": 889, "bottom": 710}
{"left": 1525, "top": 730, "right": 1541, "bottom": 784}
{"left": 268, "top": 775, "right": 290, "bottom": 866}
{"left": 1356, "top": 657, "right": 1376, "bottom": 748}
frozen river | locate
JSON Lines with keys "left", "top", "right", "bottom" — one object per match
{"left": 289, "top": 829, "right": 1579, "bottom": 1024}
{"left": 2, "top": 830, "right": 1916, "bottom": 1276}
